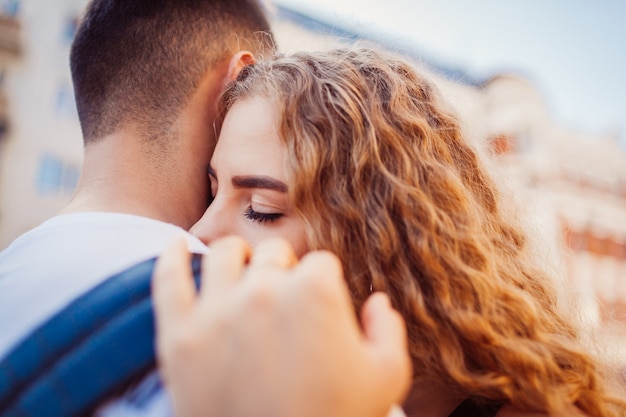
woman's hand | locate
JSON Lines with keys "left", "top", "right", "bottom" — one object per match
{"left": 152, "top": 235, "right": 412, "bottom": 417}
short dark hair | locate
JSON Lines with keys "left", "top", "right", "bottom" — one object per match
{"left": 70, "top": 0, "right": 275, "bottom": 144}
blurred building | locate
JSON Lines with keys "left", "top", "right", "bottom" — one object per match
{"left": 0, "top": 0, "right": 84, "bottom": 249}
{"left": 478, "top": 75, "right": 626, "bottom": 361}
{"left": 1, "top": 0, "right": 625, "bottom": 360}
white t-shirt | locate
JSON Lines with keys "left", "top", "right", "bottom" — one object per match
{"left": 0, "top": 212, "right": 207, "bottom": 359}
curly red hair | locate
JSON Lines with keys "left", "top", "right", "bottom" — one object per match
{"left": 217, "top": 46, "right": 626, "bottom": 416}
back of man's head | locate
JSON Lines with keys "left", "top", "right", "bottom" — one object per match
{"left": 70, "top": 0, "right": 274, "bottom": 145}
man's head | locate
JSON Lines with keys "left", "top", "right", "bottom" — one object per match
{"left": 66, "top": 0, "right": 275, "bottom": 228}
{"left": 70, "top": 0, "right": 274, "bottom": 145}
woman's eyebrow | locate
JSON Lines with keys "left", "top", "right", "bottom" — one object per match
{"left": 232, "top": 175, "right": 288, "bottom": 192}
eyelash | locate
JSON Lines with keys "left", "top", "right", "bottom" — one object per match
{"left": 244, "top": 206, "right": 283, "bottom": 224}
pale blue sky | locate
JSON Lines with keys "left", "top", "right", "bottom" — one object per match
{"left": 274, "top": 0, "right": 626, "bottom": 144}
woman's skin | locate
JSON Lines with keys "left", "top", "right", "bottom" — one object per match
{"left": 191, "top": 96, "right": 308, "bottom": 257}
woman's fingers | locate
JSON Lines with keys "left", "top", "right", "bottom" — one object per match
{"left": 361, "top": 292, "right": 412, "bottom": 404}
{"left": 199, "top": 236, "right": 251, "bottom": 305}
{"left": 247, "top": 237, "right": 298, "bottom": 271}
{"left": 151, "top": 237, "right": 414, "bottom": 417}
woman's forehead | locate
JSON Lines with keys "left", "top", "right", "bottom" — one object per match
{"left": 213, "top": 96, "right": 285, "bottom": 173}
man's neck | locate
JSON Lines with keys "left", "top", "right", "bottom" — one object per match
{"left": 61, "top": 132, "right": 207, "bottom": 230}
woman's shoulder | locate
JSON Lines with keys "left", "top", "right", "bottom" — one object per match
{"left": 495, "top": 404, "right": 588, "bottom": 417}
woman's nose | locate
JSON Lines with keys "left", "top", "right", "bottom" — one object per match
{"left": 190, "top": 201, "right": 231, "bottom": 245}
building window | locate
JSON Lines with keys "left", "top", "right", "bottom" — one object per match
{"left": 62, "top": 15, "right": 79, "bottom": 45}
{"left": 0, "top": 72, "right": 8, "bottom": 142}
{"left": 54, "top": 82, "right": 77, "bottom": 120}
{"left": 562, "top": 223, "right": 586, "bottom": 252}
{"left": 489, "top": 134, "right": 516, "bottom": 156}
{"left": 0, "top": 0, "right": 18, "bottom": 17}
{"left": 36, "top": 153, "right": 79, "bottom": 195}
{"left": 0, "top": 0, "right": 20, "bottom": 56}
{"left": 608, "top": 239, "right": 626, "bottom": 261}
{"left": 587, "top": 232, "right": 607, "bottom": 256}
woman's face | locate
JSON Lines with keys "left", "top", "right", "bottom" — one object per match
{"left": 190, "top": 96, "right": 309, "bottom": 258}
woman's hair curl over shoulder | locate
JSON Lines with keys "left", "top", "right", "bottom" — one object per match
{"left": 217, "top": 46, "right": 626, "bottom": 416}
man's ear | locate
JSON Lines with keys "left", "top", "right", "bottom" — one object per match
{"left": 227, "top": 51, "right": 255, "bottom": 82}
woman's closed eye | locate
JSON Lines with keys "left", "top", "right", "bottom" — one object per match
{"left": 244, "top": 206, "right": 284, "bottom": 224}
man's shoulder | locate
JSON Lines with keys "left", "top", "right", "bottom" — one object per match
{"left": 0, "top": 254, "right": 202, "bottom": 417}
{"left": 0, "top": 212, "right": 205, "bottom": 359}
